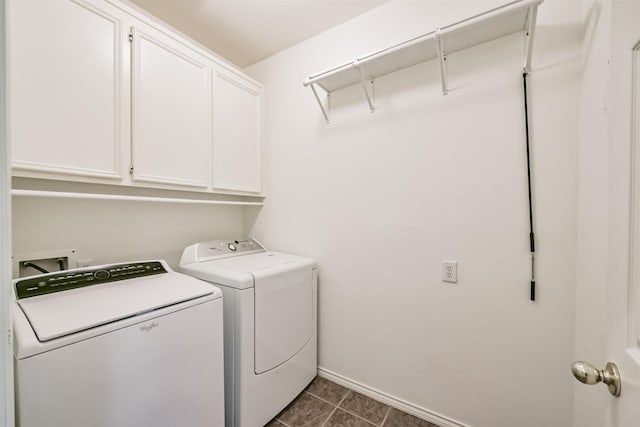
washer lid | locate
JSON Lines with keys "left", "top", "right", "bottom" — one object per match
{"left": 17, "top": 270, "right": 218, "bottom": 342}
{"left": 179, "top": 252, "right": 315, "bottom": 289}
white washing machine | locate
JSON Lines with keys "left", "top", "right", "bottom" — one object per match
{"left": 180, "top": 239, "right": 317, "bottom": 427}
{"left": 13, "top": 260, "right": 225, "bottom": 427}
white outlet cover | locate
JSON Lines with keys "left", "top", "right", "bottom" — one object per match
{"left": 442, "top": 261, "right": 458, "bottom": 283}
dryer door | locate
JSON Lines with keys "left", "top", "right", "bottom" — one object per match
{"left": 253, "top": 263, "right": 313, "bottom": 374}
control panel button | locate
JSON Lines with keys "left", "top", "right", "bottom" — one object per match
{"left": 228, "top": 243, "right": 237, "bottom": 251}
{"left": 94, "top": 270, "right": 110, "bottom": 280}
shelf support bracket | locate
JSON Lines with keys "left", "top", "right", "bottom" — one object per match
{"left": 309, "top": 83, "right": 331, "bottom": 124}
{"left": 355, "top": 63, "right": 376, "bottom": 113}
{"left": 436, "top": 29, "right": 448, "bottom": 95}
{"left": 523, "top": 5, "right": 539, "bottom": 73}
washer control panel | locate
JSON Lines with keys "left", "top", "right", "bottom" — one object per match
{"left": 15, "top": 261, "right": 167, "bottom": 299}
{"left": 199, "top": 238, "right": 265, "bottom": 260}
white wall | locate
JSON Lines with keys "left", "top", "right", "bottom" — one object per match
{"left": 245, "top": 1, "right": 582, "bottom": 426}
{"left": 12, "top": 193, "right": 244, "bottom": 272}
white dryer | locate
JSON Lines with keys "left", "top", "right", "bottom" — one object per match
{"left": 180, "top": 239, "right": 317, "bottom": 427}
{"left": 13, "top": 260, "right": 225, "bottom": 427}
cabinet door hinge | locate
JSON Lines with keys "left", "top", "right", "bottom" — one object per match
{"left": 128, "top": 32, "right": 133, "bottom": 42}
{"left": 129, "top": 165, "right": 134, "bottom": 175}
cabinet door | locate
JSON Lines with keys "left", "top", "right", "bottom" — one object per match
{"left": 212, "top": 68, "right": 262, "bottom": 193}
{"left": 130, "top": 26, "right": 210, "bottom": 189}
{"left": 9, "top": 0, "right": 124, "bottom": 180}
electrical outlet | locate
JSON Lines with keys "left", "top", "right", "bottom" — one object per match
{"left": 442, "top": 261, "right": 457, "bottom": 283}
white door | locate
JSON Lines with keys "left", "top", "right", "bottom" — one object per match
{"left": 212, "top": 67, "right": 262, "bottom": 193}
{"left": 8, "top": 0, "right": 125, "bottom": 181}
{"left": 130, "top": 25, "right": 210, "bottom": 189}
{"left": 574, "top": 2, "right": 640, "bottom": 426}
{"left": 610, "top": 13, "right": 640, "bottom": 424}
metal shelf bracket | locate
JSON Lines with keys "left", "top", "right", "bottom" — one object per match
{"left": 435, "top": 29, "right": 448, "bottom": 95}
{"left": 355, "top": 62, "right": 376, "bottom": 113}
{"left": 309, "top": 83, "right": 331, "bottom": 124}
{"left": 303, "top": 0, "right": 543, "bottom": 123}
{"left": 523, "top": 5, "right": 539, "bottom": 73}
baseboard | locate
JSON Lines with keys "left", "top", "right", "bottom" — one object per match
{"left": 317, "top": 367, "right": 469, "bottom": 427}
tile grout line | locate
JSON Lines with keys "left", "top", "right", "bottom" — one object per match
{"left": 337, "top": 390, "right": 392, "bottom": 426}
{"left": 319, "top": 389, "right": 352, "bottom": 427}
{"left": 308, "top": 388, "right": 390, "bottom": 426}
{"left": 379, "top": 406, "right": 392, "bottom": 426}
{"left": 337, "top": 407, "right": 380, "bottom": 426}
{"left": 319, "top": 405, "right": 339, "bottom": 427}
{"left": 277, "top": 380, "right": 430, "bottom": 427}
{"left": 305, "top": 390, "right": 344, "bottom": 407}
{"left": 274, "top": 411, "right": 294, "bottom": 427}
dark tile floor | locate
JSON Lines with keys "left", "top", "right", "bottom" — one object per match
{"left": 266, "top": 376, "right": 440, "bottom": 427}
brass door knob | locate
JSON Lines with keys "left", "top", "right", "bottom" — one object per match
{"left": 571, "top": 361, "right": 621, "bottom": 397}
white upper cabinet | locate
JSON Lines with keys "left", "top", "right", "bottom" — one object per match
{"left": 8, "top": 0, "right": 125, "bottom": 180}
{"left": 130, "top": 25, "right": 210, "bottom": 189}
{"left": 212, "top": 68, "right": 262, "bottom": 193}
{"left": 8, "top": 0, "right": 263, "bottom": 195}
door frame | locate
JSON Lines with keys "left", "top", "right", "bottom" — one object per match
{"left": 1, "top": 0, "right": 15, "bottom": 425}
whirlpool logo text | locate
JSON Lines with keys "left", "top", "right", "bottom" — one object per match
{"left": 140, "top": 321, "right": 159, "bottom": 332}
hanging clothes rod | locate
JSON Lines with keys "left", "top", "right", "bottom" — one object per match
{"left": 11, "top": 190, "right": 264, "bottom": 206}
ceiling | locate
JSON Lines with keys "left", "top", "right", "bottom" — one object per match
{"left": 129, "top": 0, "right": 390, "bottom": 68}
